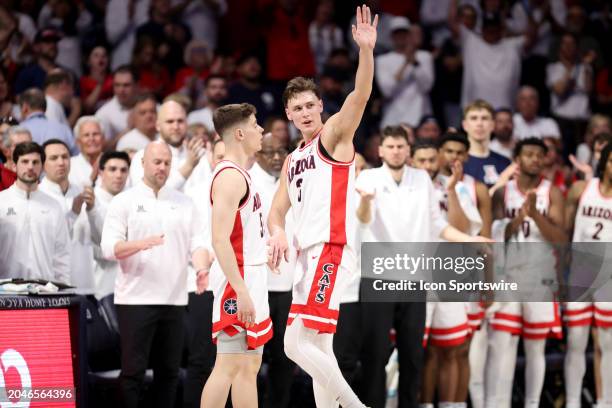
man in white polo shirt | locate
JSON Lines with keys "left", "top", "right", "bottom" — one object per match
{"left": 0, "top": 142, "right": 70, "bottom": 283}
{"left": 101, "top": 141, "right": 209, "bottom": 408}
{"left": 513, "top": 86, "right": 561, "bottom": 140}
{"left": 95, "top": 66, "right": 137, "bottom": 143}
{"left": 248, "top": 132, "right": 294, "bottom": 407}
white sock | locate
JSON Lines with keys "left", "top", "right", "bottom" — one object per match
{"left": 523, "top": 338, "right": 546, "bottom": 408}
{"left": 498, "top": 335, "right": 518, "bottom": 408}
{"left": 599, "top": 328, "right": 612, "bottom": 408}
{"left": 284, "top": 318, "right": 364, "bottom": 408}
{"left": 565, "top": 326, "right": 590, "bottom": 407}
{"left": 469, "top": 326, "right": 488, "bottom": 408}
{"left": 484, "top": 330, "right": 513, "bottom": 408}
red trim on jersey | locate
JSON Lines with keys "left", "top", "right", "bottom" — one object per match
{"left": 246, "top": 318, "right": 274, "bottom": 349}
{"left": 330, "top": 167, "right": 349, "bottom": 244}
{"left": 209, "top": 165, "right": 251, "bottom": 210}
{"left": 231, "top": 213, "right": 245, "bottom": 266}
{"left": 490, "top": 323, "right": 522, "bottom": 334}
{"left": 566, "top": 318, "right": 593, "bottom": 327}
{"left": 523, "top": 330, "right": 562, "bottom": 340}
{"left": 514, "top": 177, "right": 546, "bottom": 198}
{"left": 287, "top": 316, "right": 338, "bottom": 334}
{"left": 429, "top": 322, "right": 471, "bottom": 335}
{"left": 306, "top": 243, "right": 342, "bottom": 309}
{"left": 564, "top": 305, "right": 594, "bottom": 315}
{"left": 315, "top": 135, "right": 355, "bottom": 167}
{"left": 495, "top": 312, "right": 522, "bottom": 322}
{"left": 595, "top": 307, "right": 612, "bottom": 316}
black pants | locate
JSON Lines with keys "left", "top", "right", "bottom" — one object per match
{"left": 333, "top": 301, "right": 362, "bottom": 386}
{"left": 264, "top": 290, "right": 294, "bottom": 408}
{"left": 116, "top": 304, "right": 185, "bottom": 408}
{"left": 183, "top": 291, "right": 216, "bottom": 408}
{"left": 359, "top": 300, "right": 426, "bottom": 408}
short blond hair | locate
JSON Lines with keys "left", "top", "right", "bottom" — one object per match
{"left": 463, "top": 99, "right": 494, "bottom": 119}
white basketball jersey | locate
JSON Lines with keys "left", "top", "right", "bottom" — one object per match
{"left": 434, "top": 173, "right": 482, "bottom": 237}
{"left": 504, "top": 178, "right": 551, "bottom": 243}
{"left": 573, "top": 178, "right": 612, "bottom": 242}
{"left": 210, "top": 161, "right": 267, "bottom": 266}
{"left": 286, "top": 133, "right": 356, "bottom": 251}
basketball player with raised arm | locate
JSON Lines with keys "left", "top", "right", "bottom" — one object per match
{"left": 201, "top": 104, "right": 271, "bottom": 408}
{"left": 266, "top": 5, "right": 377, "bottom": 407}
{"left": 564, "top": 143, "right": 612, "bottom": 408}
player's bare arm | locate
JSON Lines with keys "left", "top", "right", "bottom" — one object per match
{"left": 476, "top": 181, "right": 493, "bottom": 237}
{"left": 528, "top": 186, "right": 567, "bottom": 243}
{"left": 267, "top": 157, "right": 291, "bottom": 269}
{"left": 446, "top": 161, "right": 471, "bottom": 233}
{"left": 492, "top": 186, "right": 520, "bottom": 240}
{"left": 564, "top": 180, "right": 587, "bottom": 235}
{"left": 193, "top": 248, "right": 211, "bottom": 294}
{"left": 211, "top": 169, "right": 256, "bottom": 328}
{"left": 114, "top": 234, "right": 165, "bottom": 259}
{"left": 321, "top": 5, "right": 378, "bottom": 162}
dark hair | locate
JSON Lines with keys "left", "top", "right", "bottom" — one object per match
{"left": 205, "top": 74, "right": 226, "bottom": 87}
{"left": 438, "top": 132, "right": 470, "bottom": 151}
{"left": 410, "top": 139, "right": 438, "bottom": 157}
{"left": 44, "top": 68, "right": 73, "bottom": 89}
{"left": 495, "top": 107, "right": 513, "bottom": 116}
{"left": 18, "top": 88, "right": 47, "bottom": 111}
{"left": 597, "top": 143, "right": 612, "bottom": 178}
{"left": 283, "top": 77, "right": 321, "bottom": 107}
{"left": 99, "top": 151, "right": 130, "bottom": 170}
{"left": 42, "top": 138, "right": 70, "bottom": 161}
{"left": 113, "top": 65, "right": 138, "bottom": 82}
{"left": 133, "top": 92, "right": 157, "bottom": 107}
{"left": 381, "top": 126, "right": 409, "bottom": 143}
{"left": 594, "top": 132, "right": 612, "bottom": 146}
{"left": 13, "top": 141, "right": 44, "bottom": 163}
{"left": 513, "top": 137, "right": 548, "bottom": 158}
{"left": 213, "top": 103, "right": 257, "bottom": 137}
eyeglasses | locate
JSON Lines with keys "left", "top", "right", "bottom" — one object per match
{"left": 0, "top": 117, "right": 18, "bottom": 126}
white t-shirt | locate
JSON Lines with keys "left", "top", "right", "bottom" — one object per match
{"left": 95, "top": 96, "right": 131, "bottom": 140}
{"left": 45, "top": 95, "right": 69, "bottom": 127}
{"left": 116, "top": 128, "right": 155, "bottom": 153}
{"left": 546, "top": 62, "right": 591, "bottom": 120}
{"left": 187, "top": 107, "right": 215, "bottom": 132}
{"left": 0, "top": 185, "right": 70, "bottom": 284}
{"left": 460, "top": 26, "right": 525, "bottom": 109}
{"left": 512, "top": 113, "right": 561, "bottom": 140}
{"left": 249, "top": 162, "right": 295, "bottom": 292}
{"left": 101, "top": 182, "right": 207, "bottom": 305}
{"left": 376, "top": 50, "right": 434, "bottom": 127}
{"left": 356, "top": 164, "right": 448, "bottom": 242}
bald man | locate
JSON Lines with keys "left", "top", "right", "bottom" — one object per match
{"left": 102, "top": 141, "right": 211, "bottom": 408}
{"left": 129, "top": 100, "right": 207, "bottom": 191}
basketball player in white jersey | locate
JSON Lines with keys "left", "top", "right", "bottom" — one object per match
{"left": 412, "top": 135, "right": 491, "bottom": 408}
{"left": 488, "top": 138, "right": 567, "bottom": 408}
{"left": 266, "top": 5, "right": 377, "bottom": 407}
{"left": 564, "top": 143, "right": 612, "bottom": 408}
{"left": 201, "top": 104, "right": 271, "bottom": 408}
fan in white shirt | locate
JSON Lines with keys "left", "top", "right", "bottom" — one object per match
{"left": 513, "top": 86, "right": 561, "bottom": 140}
{"left": 39, "top": 139, "right": 96, "bottom": 293}
{"left": 490, "top": 108, "right": 515, "bottom": 160}
{"left": 44, "top": 68, "right": 74, "bottom": 127}
{"left": 69, "top": 116, "right": 104, "bottom": 189}
{"left": 87, "top": 151, "right": 131, "bottom": 299}
{"left": 130, "top": 100, "right": 206, "bottom": 192}
{"left": 95, "top": 66, "right": 137, "bottom": 143}
{"left": 0, "top": 142, "right": 70, "bottom": 283}
{"left": 116, "top": 93, "right": 158, "bottom": 154}
{"left": 186, "top": 75, "right": 227, "bottom": 132}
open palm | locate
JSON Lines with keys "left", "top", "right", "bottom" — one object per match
{"left": 351, "top": 4, "right": 378, "bottom": 50}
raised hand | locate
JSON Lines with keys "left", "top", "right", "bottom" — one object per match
{"left": 447, "top": 160, "right": 463, "bottom": 190}
{"left": 351, "top": 4, "right": 378, "bottom": 50}
{"left": 356, "top": 187, "right": 376, "bottom": 201}
{"left": 569, "top": 154, "right": 594, "bottom": 180}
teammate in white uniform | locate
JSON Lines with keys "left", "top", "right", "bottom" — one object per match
{"left": 489, "top": 138, "right": 567, "bottom": 408}
{"left": 564, "top": 143, "right": 612, "bottom": 408}
{"left": 266, "top": 6, "right": 378, "bottom": 407}
{"left": 0, "top": 142, "right": 70, "bottom": 283}
{"left": 414, "top": 134, "right": 492, "bottom": 408}
{"left": 201, "top": 104, "right": 270, "bottom": 408}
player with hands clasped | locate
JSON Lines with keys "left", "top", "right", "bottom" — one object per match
{"left": 267, "top": 5, "right": 377, "bottom": 408}
{"left": 201, "top": 104, "right": 272, "bottom": 408}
